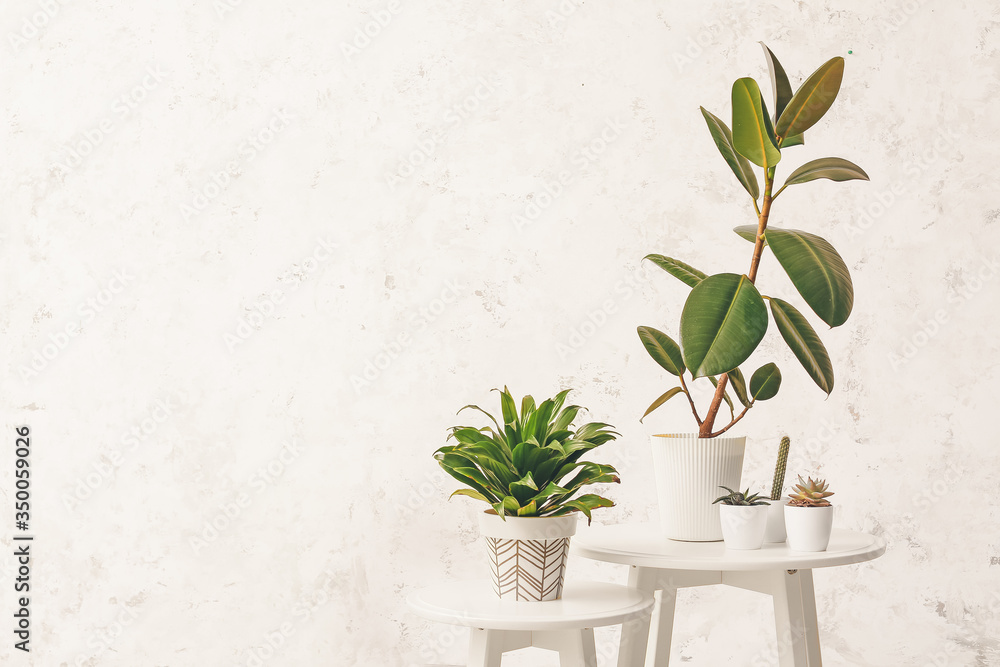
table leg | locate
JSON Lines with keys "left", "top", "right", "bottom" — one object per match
{"left": 616, "top": 566, "right": 657, "bottom": 667}
{"left": 539, "top": 628, "right": 597, "bottom": 667}
{"left": 618, "top": 567, "right": 719, "bottom": 667}
{"left": 771, "top": 569, "right": 822, "bottom": 667}
{"left": 798, "top": 570, "right": 822, "bottom": 665}
{"left": 468, "top": 628, "right": 504, "bottom": 667}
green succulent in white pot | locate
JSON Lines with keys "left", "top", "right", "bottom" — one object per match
{"left": 638, "top": 44, "right": 867, "bottom": 542}
{"left": 784, "top": 476, "right": 836, "bottom": 552}
{"left": 434, "top": 387, "right": 620, "bottom": 600}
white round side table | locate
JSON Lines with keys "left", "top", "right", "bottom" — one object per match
{"left": 573, "top": 525, "right": 886, "bottom": 667}
{"left": 408, "top": 579, "right": 654, "bottom": 667}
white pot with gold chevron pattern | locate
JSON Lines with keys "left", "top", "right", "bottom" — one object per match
{"left": 478, "top": 512, "right": 578, "bottom": 601}
{"left": 651, "top": 433, "right": 746, "bottom": 542}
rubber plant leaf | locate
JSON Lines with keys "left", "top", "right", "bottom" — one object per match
{"left": 764, "top": 227, "right": 854, "bottom": 327}
{"left": 749, "top": 362, "right": 782, "bottom": 401}
{"left": 643, "top": 254, "right": 707, "bottom": 288}
{"left": 731, "top": 78, "right": 781, "bottom": 170}
{"left": 775, "top": 57, "right": 845, "bottom": 140}
{"left": 769, "top": 298, "right": 835, "bottom": 395}
{"left": 637, "top": 326, "right": 686, "bottom": 376}
{"left": 679, "top": 273, "right": 768, "bottom": 378}
{"left": 700, "top": 106, "right": 760, "bottom": 200}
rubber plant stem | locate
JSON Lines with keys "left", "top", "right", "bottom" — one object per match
{"left": 698, "top": 167, "right": 775, "bottom": 437}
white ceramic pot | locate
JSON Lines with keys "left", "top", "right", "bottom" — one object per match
{"left": 478, "top": 512, "right": 578, "bottom": 601}
{"left": 783, "top": 505, "right": 834, "bottom": 552}
{"left": 763, "top": 497, "right": 789, "bottom": 543}
{"left": 650, "top": 434, "right": 746, "bottom": 541}
{"left": 719, "top": 504, "right": 768, "bottom": 550}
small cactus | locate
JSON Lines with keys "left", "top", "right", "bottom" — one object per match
{"left": 788, "top": 476, "right": 834, "bottom": 507}
{"left": 770, "top": 436, "right": 790, "bottom": 500}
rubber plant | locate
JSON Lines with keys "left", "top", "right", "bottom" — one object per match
{"left": 434, "top": 387, "right": 621, "bottom": 524}
{"left": 638, "top": 44, "right": 867, "bottom": 437}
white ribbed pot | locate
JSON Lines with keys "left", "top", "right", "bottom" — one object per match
{"left": 784, "top": 505, "right": 834, "bottom": 552}
{"left": 650, "top": 434, "right": 746, "bottom": 541}
{"left": 763, "top": 497, "right": 789, "bottom": 543}
{"left": 719, "top": 504, "right": 768, "bottom": 550}
{"left": 478, "top": 512, "right": 577, "bottom": 601}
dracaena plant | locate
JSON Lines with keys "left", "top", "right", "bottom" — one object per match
{"left": 434, "top": 387, "right": 620, "bottom": 524}
{"left": 638, "top": 43, "right": 867, "bottom": 437}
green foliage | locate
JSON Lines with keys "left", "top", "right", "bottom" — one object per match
{"left": 749, "top": 363, "right": 782, "bottom": 401}
{"left": 764, "top": 228, "right": 854, "bottom": 328}
{"left": 637, "top": 326, "right": 685, "bottom": 376}
{"left": 733, "top": 224, "right": 764, "bottom": 245}
{"left": 781, "top": 158, "right": 869, "bottom": 188}
{"left": 712, "top": 486, "right": 769, "bottom": 506}
{"left": 679, "top": 273, "right": 768, "bottom": 378}
{"left": 434, "top": 387, "right": 620, "bottom": 524}
{"left": 760, "top": 42, "right": 793, "bottom": 122}
{"left": 700, "top": 107, "right": 759, "bottom": 200}
{"left": 769, "top": 299, "right": 834, "bottom": 395}
{"left": 643, "top": 254, "right": 707, "bottom": 288}
{"left": 638, "top": 44, "right": 866, "bottom": 436}
{"left": 774, "top": 57, "right": 845, "bottom": 141}
{"left": 727, "top": 366, "right": 750, "bottom": 408}
{"left": 731, "top": 77, "right": 781, "bottom": 170}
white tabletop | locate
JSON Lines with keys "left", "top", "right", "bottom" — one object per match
{"left": 572, "top": 524, "right": 885, "bottom": 571}
{"left": 407, "top": 580, "right": 654, "bottom": 631}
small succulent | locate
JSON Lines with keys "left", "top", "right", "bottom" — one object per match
{"left": 770, "top": 435, "right": 790, "bottom": 501}
{"left": 712, "top": 486, "right": 769, "bottom": 506}
{"left": 788, "top": 475, "right": 834, "bottom": 507}
{"left": 434, "top": 387, "right": 621, "bottom": 523}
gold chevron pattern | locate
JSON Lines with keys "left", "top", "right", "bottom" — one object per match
{"left": 485, "top": 537, "right": 570, "bottom": 601}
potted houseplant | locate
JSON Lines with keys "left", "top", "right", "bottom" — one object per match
{"left": 637, "top": 43, "right": 867, "bottom": 541}
{"left": 434, "top": 387, "right": 620, "bottom": 601}
{"left": 712, "top": 486, "right": 769, "bottom": 550}
{"left": 784, "top": 476, "right": 835, "bottom": 551}
{"left": 763, "top": 436, "right": 791, "bottom": 543}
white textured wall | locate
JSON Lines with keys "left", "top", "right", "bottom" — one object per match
{"left": 3, "top": 1, "right": 998, "bottom": 665}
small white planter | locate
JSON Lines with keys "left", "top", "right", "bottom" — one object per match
{"left": 650, "top": 434, "right": 746, "bottom": 541}
{"left": 763, "top": 497, "right": 789, "bottom": 543}
{"left": 784, "top": 505, "right": 834, "bottom": 552}
{"left": 719, "top": 504, "right": 768, "bottom": 550}
{"left": 478, "top": 512, "right": 578, "bottom": 601}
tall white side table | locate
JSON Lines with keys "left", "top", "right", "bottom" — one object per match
{"left": 572, "top": 525, "right": 885, "bottom": 667}
{"left": 408, "top": 579, "right": 654, "bottom": 667}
